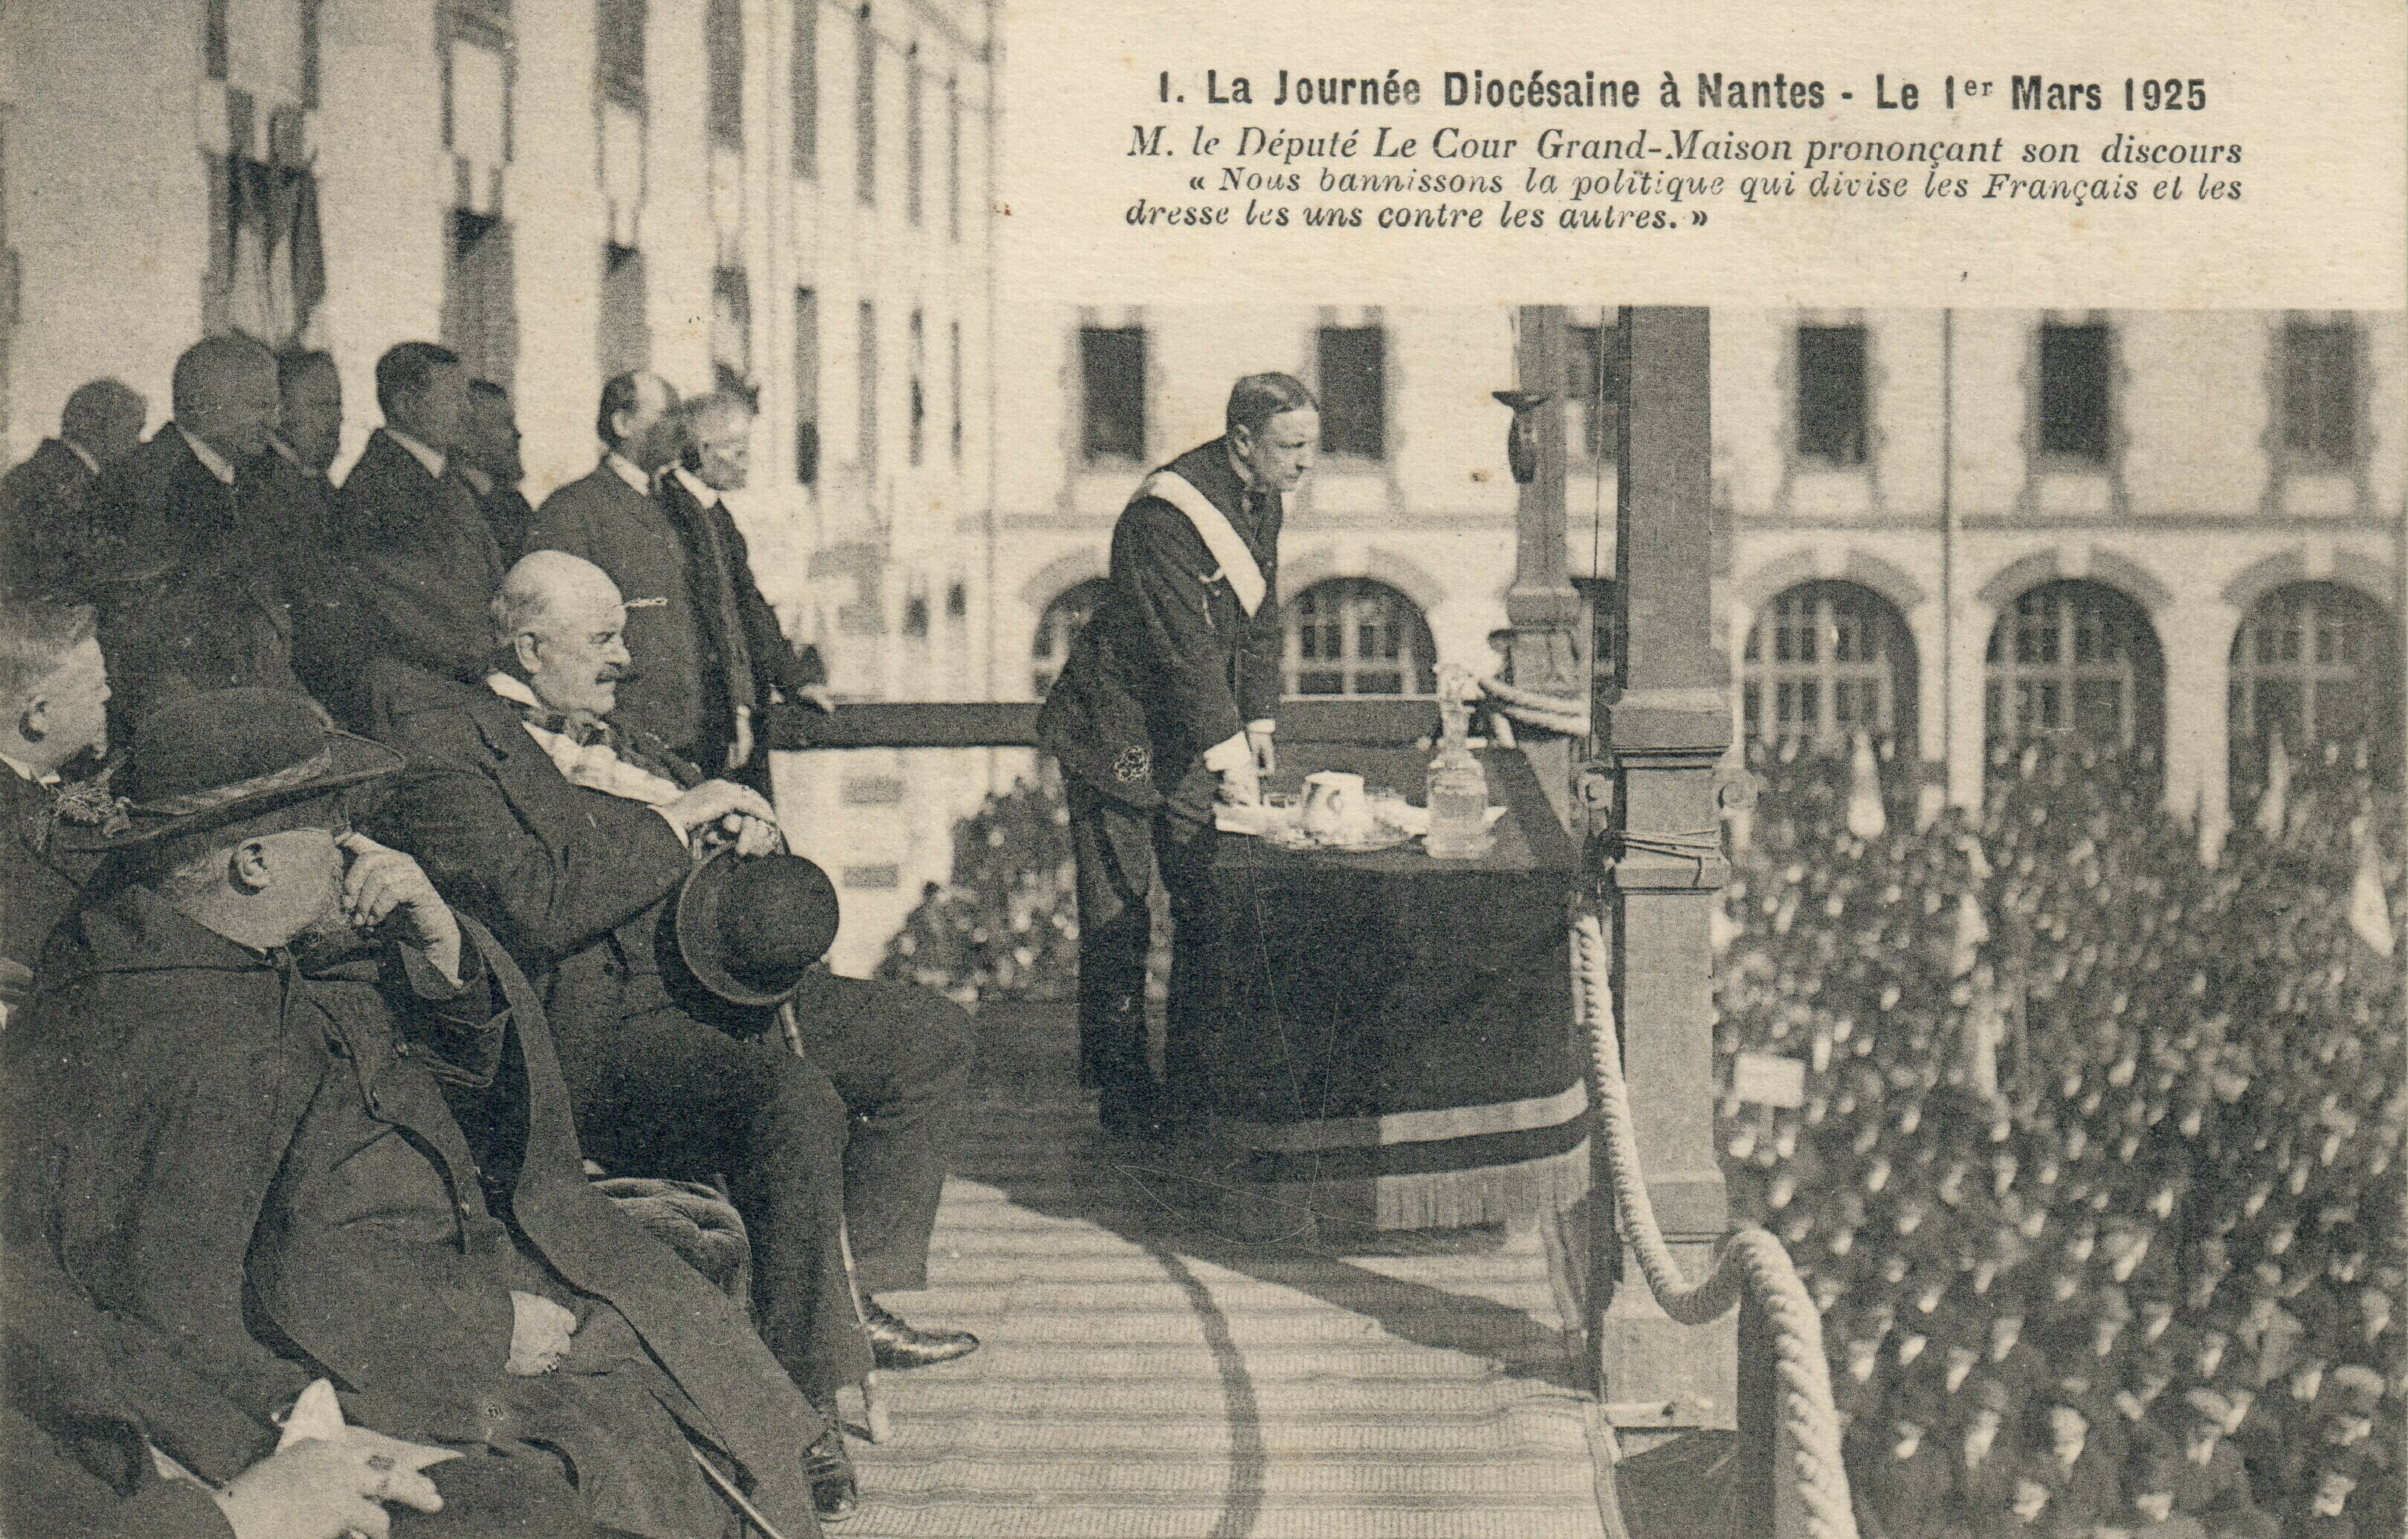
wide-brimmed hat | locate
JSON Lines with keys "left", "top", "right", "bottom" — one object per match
{"left": 674, "top": 848, "right": 841, "bottom": 1007}
{"left": 59, "top": 688, "right": 401, "bottom": 851}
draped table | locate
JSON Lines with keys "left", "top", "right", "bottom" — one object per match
{"left": 1180, "top": 742, "right": 1590, "bottom": 1239}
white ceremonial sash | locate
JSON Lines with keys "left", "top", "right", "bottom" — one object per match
{"left": 1141, "top": 470, "right": 1266, "bottom": 616}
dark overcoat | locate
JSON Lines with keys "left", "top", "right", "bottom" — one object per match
{"left": 526, "top": 465, "right": 712, "bottom": 755}
{"left": 4, "top": 884, "right": 826, "bottom": 1539}
{"left": 1034, "top": 436, "right": 1282, "bottom": 809}
{"left": 338, "top": 428, "right": 507, "bottom": 687}
{"left": 0, "top": 439, "right": 103, "bottom": 597}
{"left": 82, "top": 429, "right": 308, "bottom": 733}
{"left": 656, "top": 472, "right": 819, "bottom": 762}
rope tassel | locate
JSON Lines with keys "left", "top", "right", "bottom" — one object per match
{"left": 1570, "top": 912, "right": 1859, "bottom": 1539}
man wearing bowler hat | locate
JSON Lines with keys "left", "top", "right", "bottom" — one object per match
{"left": 2, "top": 686, "right": 839, "bottom": 1539}
{"left": 364, "top": 552, "right": 976, "bottom": 1523}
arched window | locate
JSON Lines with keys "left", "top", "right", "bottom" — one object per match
{"left": 1285, "top": 578, "right": 1437, "bottom": 697}
{"left": 1983, "top": 580, "right": 2163, "bottom": 754}
{"left": 1030, "top": 578, "right": 1107, "bottom": 697}
{"left": 1742, "top": 581, "right": 1918, "bottom": 755}
{"left": 2230, "top": 582, "right": 2401, "bottom": 783}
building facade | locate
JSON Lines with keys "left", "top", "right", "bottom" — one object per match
{"left": 1, "top": 0, "right": 1004, "bottom": 968}
{"left": 997, "top": 306, "right": 2406, "bottom": 856}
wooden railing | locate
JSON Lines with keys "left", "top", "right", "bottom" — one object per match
{"left": 764, "top": 696, "right": 1447, "bottom": 752}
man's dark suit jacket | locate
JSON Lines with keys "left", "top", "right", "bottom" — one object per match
{"left": 338, "top": 429, "right": 506, "bottom": 688}
{"left": 365, "top": 659, "right": 697, "bottom": 1042}
{"left": 0, "top": 439, "right": 101, "bottom": 597}
{"left": 1034, "top": 436, "right": 1282, "bottom": 810}
{"left": 81, "top": 429, "right": 307, "bottom": 735}
{"left": 0, "top": 768, "right": 98, "bottom": 989}
{"left": 5, "top": 883, "right": 825, "bottom": 1538}
{"left": 525, "top": 463, "right": 714, "bottom": 754}
{"left": 656, "top": 472, "right": 818, "bottom": 764}
{"left": 477, "top": 482, "right": 538, "bottom": 565}
{"left": 258, "top": 445, "right": 374, "bottom": 728}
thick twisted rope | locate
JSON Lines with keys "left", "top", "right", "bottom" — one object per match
{"left": 1572, "top": 911, "right": 1858, "bottom": 1539}
{"left": 1476, "top": 674, "right": 1592, "bottom": 737}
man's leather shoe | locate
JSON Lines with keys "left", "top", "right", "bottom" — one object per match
{"left": 862, "top": 1300, "right": 980, "bottom": 1369}
{"left": 804, "top": 1425, "right": 859, "bottom": 1523}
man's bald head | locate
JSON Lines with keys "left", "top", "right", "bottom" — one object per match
{"left": 172, "top": 334, "right": 281, "bottom": 462}
{"left": 60, "top": 379, "right": 149, "bottom": 468}
{"left": 494, "top": 552, "right": 631, "bottom": 718}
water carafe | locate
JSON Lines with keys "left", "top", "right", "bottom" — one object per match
{"left": 1424, "top": 689, "right": 1489, "bottom": 859}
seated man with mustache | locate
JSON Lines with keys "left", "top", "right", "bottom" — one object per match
{"left": 364, "top": 552, "right": 978, "bottom": 1523}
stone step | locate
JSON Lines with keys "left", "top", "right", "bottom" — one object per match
{"left": 854, "top": 1407, "right": 1589, "bottom": 1457}
{"left": 840, "top": 1495, "right": 1607, "bottom": 1539}
{"left": 855, "top": 1454, "right": 1596, "bottom": 1499}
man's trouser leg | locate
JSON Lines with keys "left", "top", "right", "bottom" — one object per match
{"left": 1150, "top": 791, "right": 1218, "bottom": 1123}
{"left": 564, "top": 1005, "right": 874, "bottom": 1400}
{"left": 1065, "top": 775, "right": 1158, "bottom": 1106}
{"left": 781, "top": 970, "right": 975, "bottom": 1296}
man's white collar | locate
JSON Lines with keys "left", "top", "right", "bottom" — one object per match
{"left": 175, "top": 425, "right": 237, "bottom": 485}
{"left": 59, "top": 438, "right": 100, "bottom": 476}
{"left": 604, "top": 451, "right": 653, "bottom": 497}
{"left": 671, "top": 465, "right": 723, "bottom": 509}
{"left": 485, "top": 671, "right": 541, "bottom": 709}
{"left": 0, "top": 752, "right": 59, "bottom": 788}
{"left": 384, "top": 425, "right": 448, "bottom": 481}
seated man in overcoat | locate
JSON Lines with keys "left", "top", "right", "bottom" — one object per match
{"left": 3, "top": 687, "right": 833, "bottom": 1539}
{"left": 364, "top": 552, "right": 978, "bottom": 1522}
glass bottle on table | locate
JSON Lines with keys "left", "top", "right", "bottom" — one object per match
{"left": 1424, "top": 680, "right": 1489, "bottom": 859}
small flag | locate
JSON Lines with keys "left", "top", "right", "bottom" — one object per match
{"left": 1845, "top": 731, "right": 1886, "bottom": 841}
{"left": 2348, "top": 819, "right": 2394, "bottom": 957}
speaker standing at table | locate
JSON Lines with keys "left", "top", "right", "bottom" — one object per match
{"left": 1035, "top": 373, "right": 1317, "bottom": 1137}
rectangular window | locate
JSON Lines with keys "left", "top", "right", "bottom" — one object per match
{"left": 853, "top": 6, "right": 876, "bottom": 206}
{"left": 1566, "top": 322, "right": 1622, "bottom": 467}
{"left": 598, "top": 242, "right": 650, "bottom": 379}
{"left": 791, "top": 0, "right": 818, "bottom": 176}
{"left": 300, "top": 0, "right": 323, "bottom": 107}
{"left": 1795, "top": 324, "right": 1868, "bottom": 466}
{"left": 856, "top": 299, "right": 879, "bottom": 480}
{"left": 706, "top": 0, "right": 743, "bottom": 148}
{"left": 793, "top": 286, "right": 820, "bottom": 485}
{"left": 711, "top": 267, "right": 752, "bottom": 396}
{"left": 2281, "top": 320, "right": 2357, "bottom": 465}
{"left": 598, "top": 0, "right": 645, "bottom": 108}
{"left": 949, "top": 319, "right": 963, "bottom": 462}
{"left": 442, "top": 210, "right": 517, "bottom": 393}
{"left": 2036, "top": 321, "right": 2111, "bottom": 463}
{"left": 905, "top": 48, "right": 923, "bottom": 225}
{"left": 946, "top": 78, "right": 961, "bottom": 242}
{"left": 206, "top": 0, "right": 230, "bottom": 80}
{"left": 1078, "top": 326, "right": 1146, "bottom": 462}
{"left": 1317, "top": 324, "right": 1387, "bottom": 459}
{"left": 908, "top": 308, "right": 926, "bottom": 467}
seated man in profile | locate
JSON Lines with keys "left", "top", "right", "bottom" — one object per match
{"left": 4, "top": 687, "right": 831, "bottom": 1539}
{"left": 365, "top": 552, "right": 978, "bottom": 1522}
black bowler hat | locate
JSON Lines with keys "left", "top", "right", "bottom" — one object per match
{"left": 674, "top": 848, "right": 841, "bottom": 1007}
{"left": 60, "top": 688, "right": 401, "bottom": 851}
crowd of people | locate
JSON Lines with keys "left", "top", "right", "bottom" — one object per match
{"left": 0, "top": 336, "right": 982, "bottom": 1539}
{"left": 1717, "top": 736, "right": 2406, "bottom": 1538}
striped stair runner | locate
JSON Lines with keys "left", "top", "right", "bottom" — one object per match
{"left": 841, "top": 1001, "right": 1612, "bottom": 1539}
